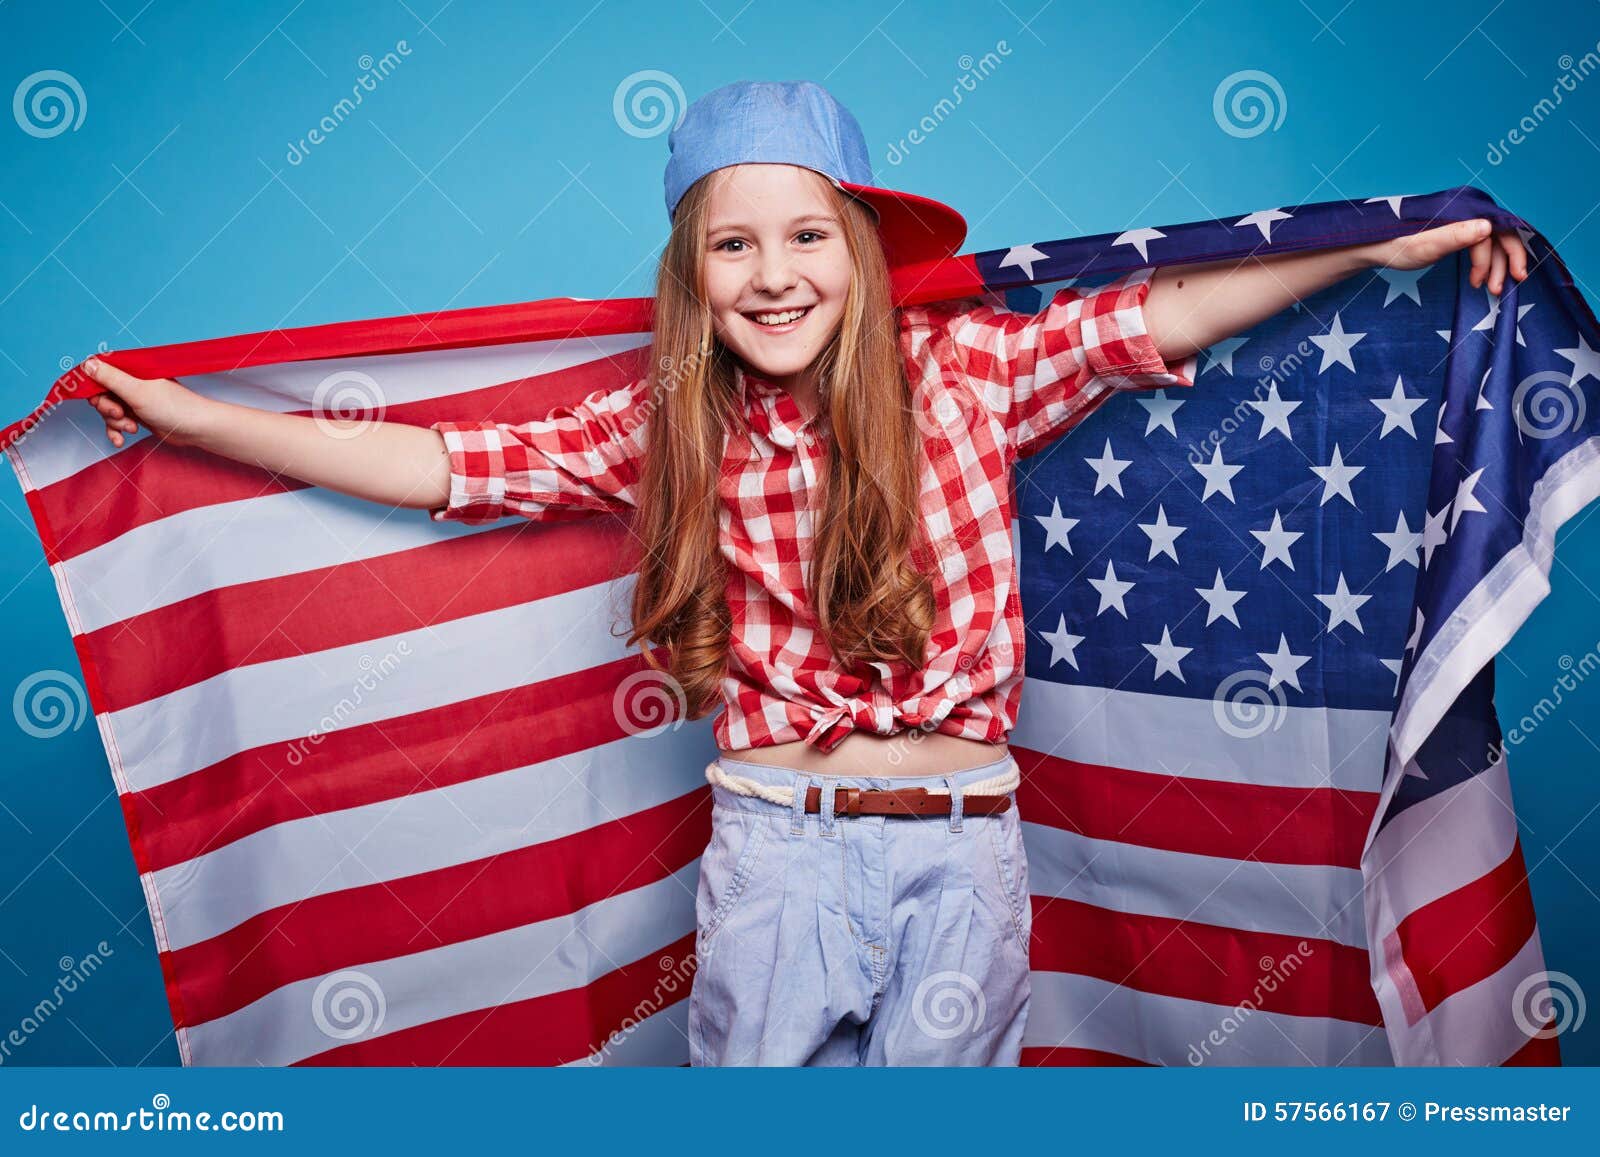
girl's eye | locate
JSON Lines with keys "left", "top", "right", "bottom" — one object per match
{"left": 714, "top": 231, "right": 825, "bottom": 254}
{"left": 795, "top": 230, "right": 823, "bottom": 244}
{"left": 715, "top": 238, "right": 747, "bottom": 253}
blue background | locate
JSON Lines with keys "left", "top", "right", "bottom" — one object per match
{"left": 2, "top": 0, "right": 1598, "bottom": 1066}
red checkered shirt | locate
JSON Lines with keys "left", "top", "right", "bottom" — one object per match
{"left": 430, "top": 265, "right": 1196, "bottom": 753}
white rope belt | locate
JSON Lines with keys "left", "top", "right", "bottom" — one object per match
{"left": 705, "top": 757, "right": 1020, "bottom": 808}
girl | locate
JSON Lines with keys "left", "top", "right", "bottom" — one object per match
{"left": 79, "top": 80, "right": 1526, "bottom": 1066}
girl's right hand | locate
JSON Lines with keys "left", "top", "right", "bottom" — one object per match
{"left": 81, "top": 359, "right": 208, "bottom": 449}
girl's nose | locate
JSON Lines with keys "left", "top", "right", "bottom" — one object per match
{"left": 752, "top": 252, "right": 798, "bottom": 294}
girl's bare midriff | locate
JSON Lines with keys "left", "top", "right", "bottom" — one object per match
{"left": 719, "top": 730, "right": 1008, "bottom": 776}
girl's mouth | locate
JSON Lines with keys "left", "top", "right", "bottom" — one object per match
{"left": 742, "top": 304, "right": 814, "bottom": 334}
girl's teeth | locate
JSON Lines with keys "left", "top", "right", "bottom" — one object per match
{"left": 753, "top": 307, "right": 808, "bottom": 326}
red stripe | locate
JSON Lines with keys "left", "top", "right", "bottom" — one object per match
{"left": 1016, "top": 749, "right": 1378, "bottom": 867}
{"left": 128, "top": 650, "right": 666, "bottom": 873}
{"left": 1393, "top": 839, "right": 1539, "bottom": 1014}
{"left": 297, "top": 931, "right": 699, "bottom": 1066}
{"left": 1021, "top": 1046, "right": 1152, "bottom": 1066}
{"left": 39, "top": 345, "right": 650, "bottom": 562}
{"left": 1502, "top": 1028, "right": 1562, "bottom": 1066}
{"left": 1030, "top": 897, "right": 1382, "bottom": 1025}
{"left": 86, "top": 512, "right": 638, "bottom": 713}
{"left": 167, "top": 789, "right": 710, "bottom": 1029}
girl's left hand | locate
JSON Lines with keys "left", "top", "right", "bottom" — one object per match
{"left": 1370, "top": 217, "right": 1529, "bottom": 295}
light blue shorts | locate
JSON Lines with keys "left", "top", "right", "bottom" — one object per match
{"left": 688, "top": 753, "right": 1032, "bottom": 1066}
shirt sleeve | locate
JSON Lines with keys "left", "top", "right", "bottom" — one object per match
{"left": 427, "top": 375, "right": 653, "bottom": 525}
{"left": 945, "top": 265, "right": 1197, "bottom": 458}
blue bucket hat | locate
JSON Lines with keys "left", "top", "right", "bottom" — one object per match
{"left": 663, "top": 80, "right": 967, "bottom": 270}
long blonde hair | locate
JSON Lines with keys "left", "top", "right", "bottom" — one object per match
{"left": 625, "top": 169, "right": 936, "bottom": 719}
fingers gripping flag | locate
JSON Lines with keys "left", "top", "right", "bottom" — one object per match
{"left": 3, "top": 185, "right": 1588, "bottom": 1066}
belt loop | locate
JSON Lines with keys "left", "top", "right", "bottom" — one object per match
{"left": 818, "top": 776, "right": 837, "bottom": 837}
{"left": 790, "top": 772, "right": 809, "bottom": 835}
{"left": 945, "top": 773, "right": 964, "bottom": 833}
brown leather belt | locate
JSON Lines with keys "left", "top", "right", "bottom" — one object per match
{"left": 803, "top": 785, "right": 1011, "bottom": 817}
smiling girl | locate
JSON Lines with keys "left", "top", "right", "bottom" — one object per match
{"left": 79, "top": 80, "right": 1526, "bottom": 1066}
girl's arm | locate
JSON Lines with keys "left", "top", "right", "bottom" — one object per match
{"left": 80, "top": 359, "right": 452, "bottom": 510}
{"left": 1142, "top": 217, "right": 1529, "bottom": 365}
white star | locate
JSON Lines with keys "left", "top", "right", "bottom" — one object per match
{"left": 1246, "top": 382, "right": 1300, "bottom": 440}
{"left": 1422, "top": 503, "right": 1450, "bottom": 568}
{"left": 1511, "top": 302, "right": 1536, "bottom": 347}
{"left": 1315, "top": 572, "right": 1371, "bottom": 634}
{"left": 1435, "top": 398, "right": 1454, "bottom": 445}
{"left": 1201, "top": 336, "right": 1250, "bottom": 377}
{"left": 1475, "top": 365, "right": 1495, "bottom": 412}
{"left": 1257, "top": 634, "right": 1310, "bottom": 692}
{"left": 1235, "top": 207, "right": 1293, "bottom": 242}
{"left": 1034, "top": 497, "right": 1079, "bottom": 553}
{"left": 1402, "top": 757, "right": 1430, "bottom": 781}
{"left": 1471, "top": 286, "right": 1503, "bottom": 334}
{"left": 1193, "top": 443, "right": 1244, "bottom": 502}
{"left": 1113, "top": 227, "right": 1167, "bottom": 261}
{"left": 1138, "top": 504, "right": 1187, "bottom": 563}
{"left": 1556, "top": 333, "right": 1600, "bottom": 387}
{"left": 1371, "top": 375, "right": 1427, "bottom": 439}
{"left": 1311, "top": 444, "right": 1363, "bottom": 507}
{"left": 1040, "top": 614, "right": 1085, "bottom": 669}
{"left": 1376, "top": 266, "right": 1428, "bottom": 306}
{"left": 1251, "top": 509, "right": 1302, "bottom": 570}
{"left": 1309, "top": 311, "right": 1367, "bottom": 373}
{"left": 1449, "top": 466, "right": 1488, "bottom": 533}
{"left": 1405, "top": 608, "right": 1425, "bottom": 655}
{"left": 1194, "top": 568, "right": 1247, "bottom": 627}
{"left": 1089, "top": 560, "right": 1135, "bottom": 618}
{"left": 1085, "top": 439, "right": 1133, "bottom": 496}
{"left": 1137, "top": 389, "right": 1185, "bottom": 436}
{"left": 998, "top": 244, "right": 1051, "bottom": 281}
{"left": 1364, "top": 195, "right": 1411, "bottom": 217}
{"left": 1143, "top": 625, "right": 1192, "bottom": 683}
{"left": 1380, "top": 657, "right": 1404, "bottom": 697}
{"left": 1372, "top": 510, "right": 1422, "bottom": 571}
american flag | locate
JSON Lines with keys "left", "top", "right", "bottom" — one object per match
{"left": 1, "top": 184, "right": 1583, "bottom": 1066}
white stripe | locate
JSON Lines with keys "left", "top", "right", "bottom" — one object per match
{"left": 21, "top": 333, "right": 651, "bottom": 490}
{"left": 1014, "top": 677, "right": 1391, "bottom": 793}
{"left": 183, "top": 864, "right": 696, "bottom": 1065}
{"left": 1412, "top": 926, "right": 1549, "bottom": 1065}
{"left": 59, "top": 484, "right": 500, "bottom": 632}
{"left": 1025, "top": 821, "right": 1366, "bottom": 948}
{"left": 1023, "top": 968, "right": 1393, "bottom": 1066}
{"left": 153, "top": 724, "right": 717, "bottom": 951}
{"left": 1362, "top": 755, "right": 1518, "bottom": 925}
{"left": 107, "top": 576, "right": 635, "bottom": 792}
{"left": 567, "top": 999, "right": 690, "bottom": 1066}
{"left": 1392, "top": 436, "right": 1600, "bottom": 769}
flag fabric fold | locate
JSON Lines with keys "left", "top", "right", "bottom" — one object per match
{"left": 3, "top": 183, "right": 1587, "bottom": 1066}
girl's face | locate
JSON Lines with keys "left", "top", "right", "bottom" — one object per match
{"left": 701, "top": 164, "right": 854, "bottom": 398}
